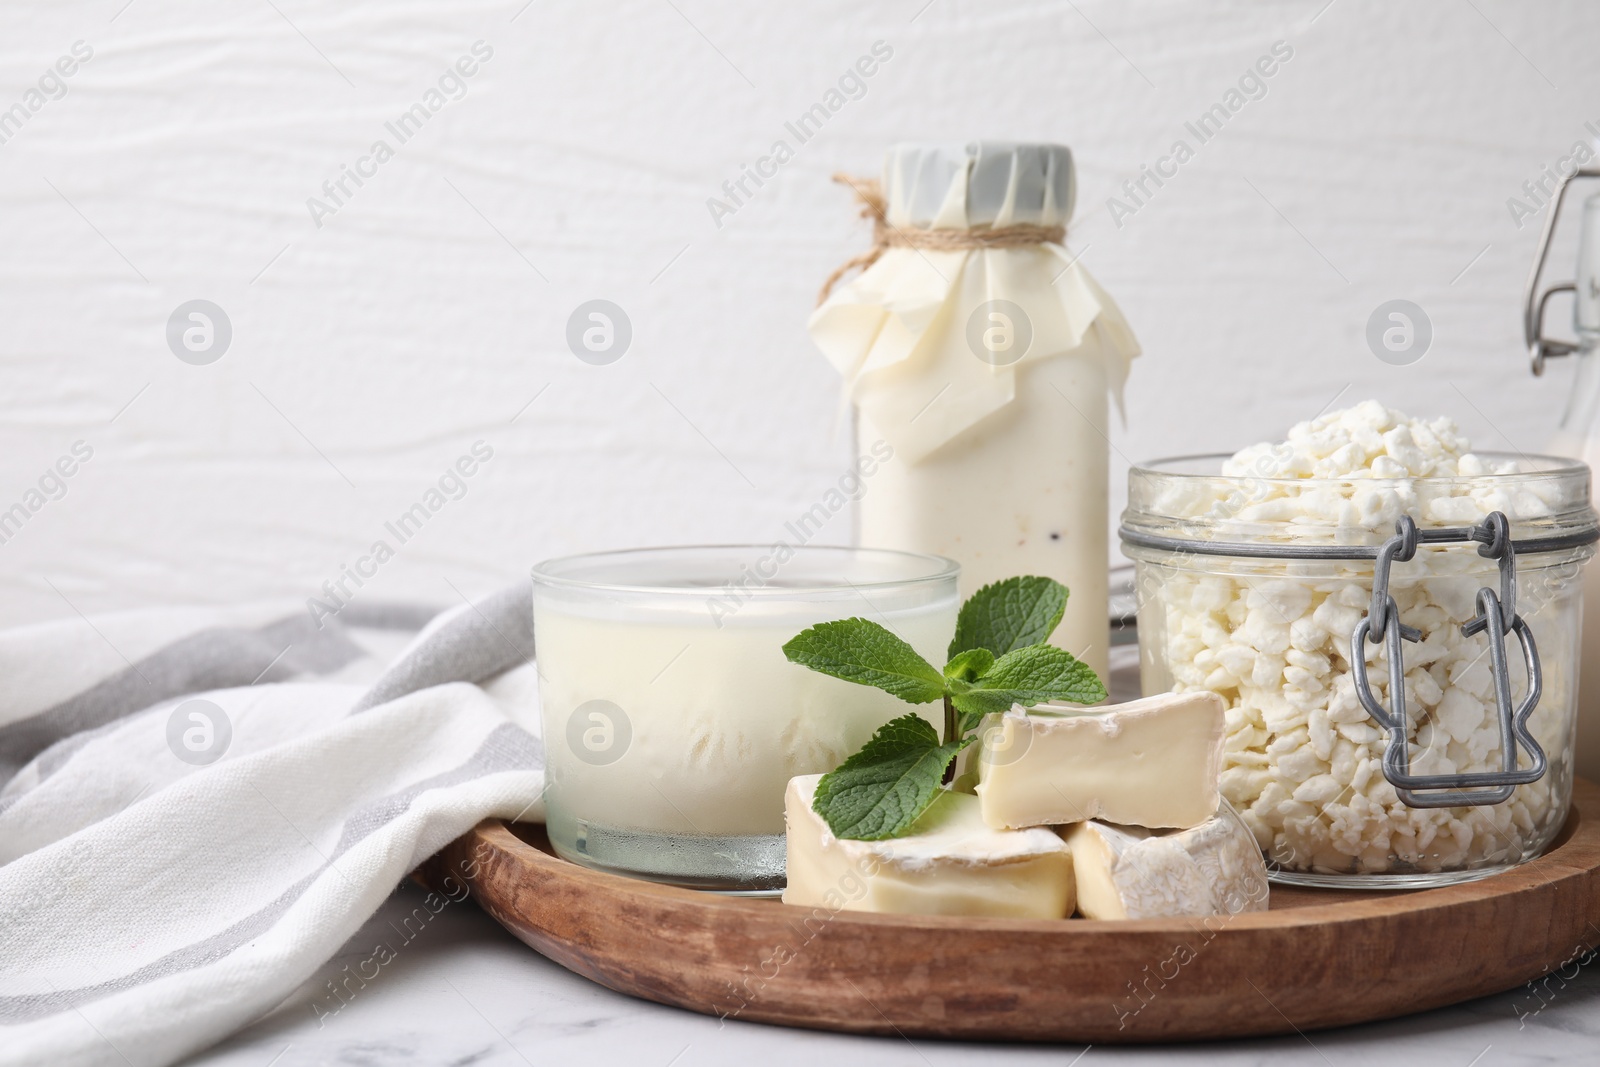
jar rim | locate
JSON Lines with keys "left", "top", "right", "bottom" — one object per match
{"left": 1131, "top": 450, "right": 1591, "bottom": 485}
{"left": 531, "top": 544, "right": 961, "bottom": 598}
{"left": 1121, "top": 450, "right": 1599, "bottom": 556}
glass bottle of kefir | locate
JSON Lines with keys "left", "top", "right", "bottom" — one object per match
{"left": 810, "top": 142, "right": 1140, "bottom": 678}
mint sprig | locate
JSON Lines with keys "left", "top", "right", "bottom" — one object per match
{"left": 783, "top": 575, "right": 1105, "bottom": 840}
{"left": 810, "top": 714, "right": 972, "bottom": 840}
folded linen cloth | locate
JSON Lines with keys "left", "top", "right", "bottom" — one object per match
{"left": 0, "top": 587, "right": 545, "bottom": 1067}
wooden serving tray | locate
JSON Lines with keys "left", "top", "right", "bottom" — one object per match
{"left": 420, "top": 778, "right": 1600, "bottom": 1042}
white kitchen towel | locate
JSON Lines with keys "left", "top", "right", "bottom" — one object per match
{"left": 0, "top": 587, "right": 546, "bottom": 1067}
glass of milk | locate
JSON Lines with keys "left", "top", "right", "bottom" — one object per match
{"left": 532, "top": 545, "right": 959, "bottom": 891}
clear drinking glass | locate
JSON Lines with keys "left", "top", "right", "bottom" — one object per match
{"left": 532, "top": 545, "right": 960, "bottom": 891}
{"left": 1121, "top": 454, "right": 1597, "bottom": 887}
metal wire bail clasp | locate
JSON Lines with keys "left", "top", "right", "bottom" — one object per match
{"left": 1523, "top": 166, "right": 1600, "bottom": 375}
{"left": 1350, "top": 513, "right": 1548, "bottom": 808}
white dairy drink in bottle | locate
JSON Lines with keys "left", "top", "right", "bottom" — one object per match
{"left": 810, "top": 142, "right": 1140, "bottom": 678}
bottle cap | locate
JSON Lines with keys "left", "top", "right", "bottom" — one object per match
{"left": 883, "top": 142, "right": 1075, "bottom": 229}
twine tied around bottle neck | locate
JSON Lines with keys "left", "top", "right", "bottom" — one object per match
{"left": 815, "top": 173, "right": 1067, "bottom": 307}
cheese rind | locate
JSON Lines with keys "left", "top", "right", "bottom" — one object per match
{"left": 1065, "top": 801, "right": 1270, "bottom": 920}
{"left": 781, "top": 775, "right": 1074, "bottom": 919}
{"left": 976, "top": 691, "right": 1226, "bottom": 831}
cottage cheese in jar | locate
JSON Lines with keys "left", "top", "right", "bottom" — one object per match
{"left": 1121, "top": 402, "right": 1597, "bottom": 886}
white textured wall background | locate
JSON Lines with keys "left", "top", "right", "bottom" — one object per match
{"left": 2, "top": 0, "right": 1598, "bottom": 627}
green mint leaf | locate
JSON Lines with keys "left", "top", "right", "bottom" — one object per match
{"left": 947, "top": 643, "right": 1107, "bottom": 717}
{"left": 783, "top": 619, "right": 946, "bottom": 704}
{"left": 812, "top": 713, "right": 973, "bottom": 840}
{"left": 943, "top": 647, "right": 994, "bottom": 685}
{"left": 948, "top": 576, "right": 1069, "bottom": 659}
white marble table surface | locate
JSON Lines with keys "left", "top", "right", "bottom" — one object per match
{"left": 180, "top": 879, "right": 1600, "bottom": 1067}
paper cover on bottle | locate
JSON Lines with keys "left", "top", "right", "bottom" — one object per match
{"left": 809, "top": 141, "right": 1140, "bottom": 464}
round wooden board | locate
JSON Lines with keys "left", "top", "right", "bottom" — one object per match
{"left": 419, "top": 778, "right": 1600, "bottom": 1043}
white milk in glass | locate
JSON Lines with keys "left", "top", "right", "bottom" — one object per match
{"left": 532, "top": 546, "right": 958, "bottom": 891}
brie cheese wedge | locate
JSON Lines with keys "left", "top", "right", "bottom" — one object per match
{"left": 976, "top": 691, "right": 1226, "bottom": 831}
{"left": 1064, "top": 801, "right": 1270, "bottom": 920}
{"left": 782, "top": 774, "right": 1074, "bottom": 919}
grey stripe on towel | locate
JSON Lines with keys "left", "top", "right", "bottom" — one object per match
{"left": 353, "top": 584, "right": 533, "bottom": 712}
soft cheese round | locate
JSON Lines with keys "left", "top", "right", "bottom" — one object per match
{"left": 789, "top": 774, "right": 1067, "bottom": 872}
